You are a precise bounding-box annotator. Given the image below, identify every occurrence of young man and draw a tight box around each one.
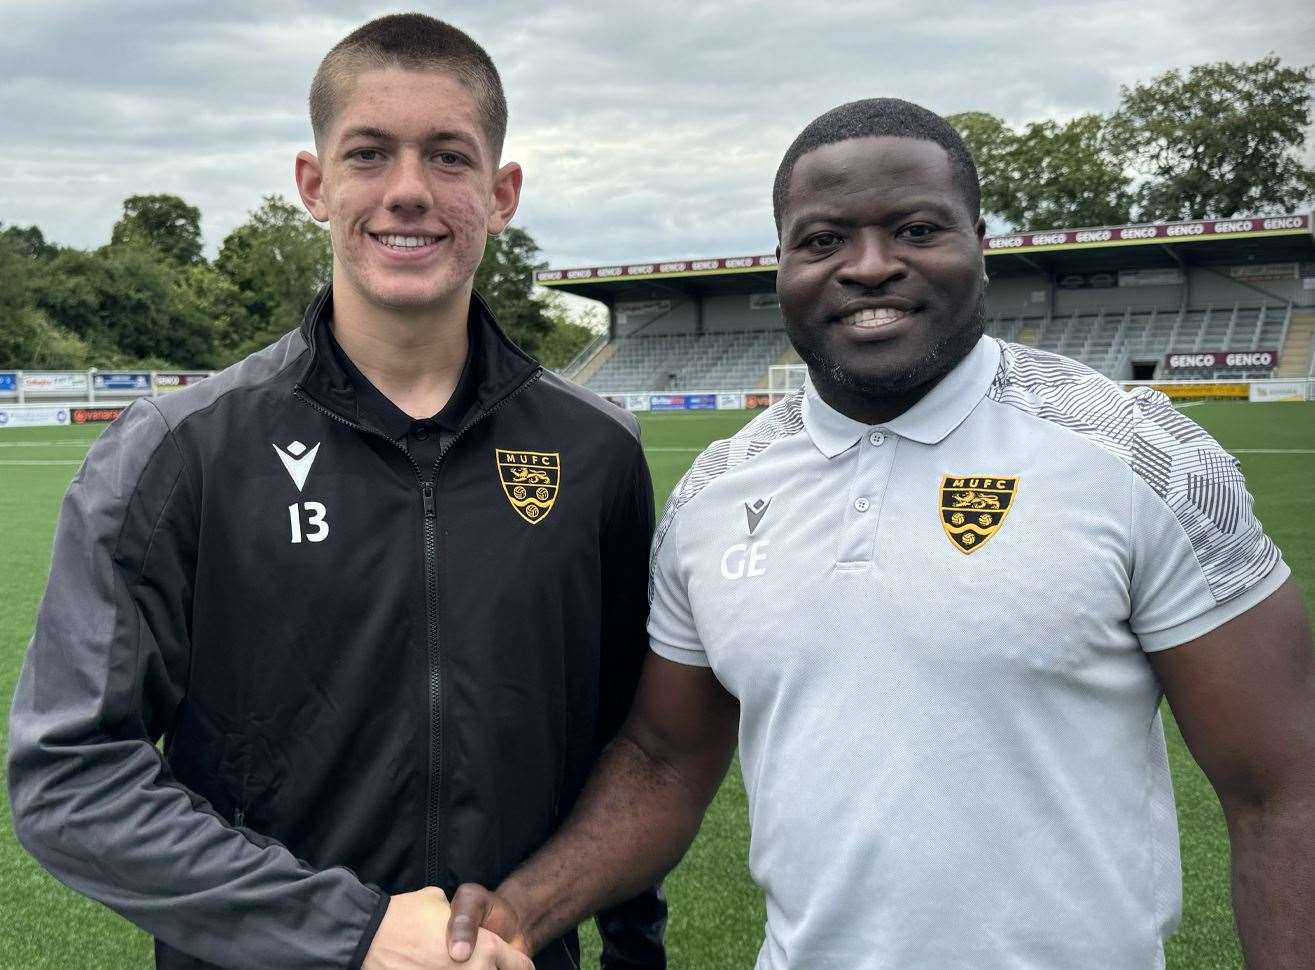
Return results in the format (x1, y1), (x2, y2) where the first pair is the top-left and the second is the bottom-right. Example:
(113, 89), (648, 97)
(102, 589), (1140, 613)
(9, 15), (665, 970)
(447, 100), (1315, 968)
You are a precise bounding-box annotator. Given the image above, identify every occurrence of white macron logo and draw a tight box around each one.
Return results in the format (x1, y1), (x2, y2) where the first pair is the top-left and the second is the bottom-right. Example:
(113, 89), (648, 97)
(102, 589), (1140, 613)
(273, 440), (320, 493)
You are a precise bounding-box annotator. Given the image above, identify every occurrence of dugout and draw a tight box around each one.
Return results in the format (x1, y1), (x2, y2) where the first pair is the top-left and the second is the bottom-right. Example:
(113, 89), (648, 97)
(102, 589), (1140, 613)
(537, 213), (1315, 387)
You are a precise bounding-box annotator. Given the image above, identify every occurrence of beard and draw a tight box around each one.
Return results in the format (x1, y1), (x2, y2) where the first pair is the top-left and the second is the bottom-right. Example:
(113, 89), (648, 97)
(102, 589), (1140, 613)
(797, 291), (986, 401)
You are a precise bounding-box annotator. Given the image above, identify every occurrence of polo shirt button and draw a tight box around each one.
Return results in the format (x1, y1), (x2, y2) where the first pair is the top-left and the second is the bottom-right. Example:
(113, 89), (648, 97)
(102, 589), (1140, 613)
(854, 497), (871, 513)
(868, 430), (886, 447)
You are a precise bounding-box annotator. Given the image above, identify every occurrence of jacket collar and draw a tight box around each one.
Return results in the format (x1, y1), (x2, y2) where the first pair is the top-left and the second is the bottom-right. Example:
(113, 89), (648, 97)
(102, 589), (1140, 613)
(296, 284), (541, 434)
(803, 335), (1001, 458)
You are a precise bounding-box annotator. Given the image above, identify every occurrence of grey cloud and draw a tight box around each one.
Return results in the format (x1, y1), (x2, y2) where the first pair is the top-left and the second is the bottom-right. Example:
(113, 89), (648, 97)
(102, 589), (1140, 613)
(2, 0), (1311, 268)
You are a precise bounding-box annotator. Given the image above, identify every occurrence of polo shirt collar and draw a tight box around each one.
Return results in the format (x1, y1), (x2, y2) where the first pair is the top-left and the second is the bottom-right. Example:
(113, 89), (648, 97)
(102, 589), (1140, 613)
(803, 335), (1001, 458)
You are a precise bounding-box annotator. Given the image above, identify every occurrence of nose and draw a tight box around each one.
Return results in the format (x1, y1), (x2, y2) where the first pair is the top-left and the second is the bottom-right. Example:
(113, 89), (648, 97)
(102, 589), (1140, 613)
(382, 150), (433, 214)
(837, 230), (905, 289)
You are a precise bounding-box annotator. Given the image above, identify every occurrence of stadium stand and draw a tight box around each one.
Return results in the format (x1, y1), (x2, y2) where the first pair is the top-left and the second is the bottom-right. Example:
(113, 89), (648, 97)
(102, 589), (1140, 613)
(584, 331), (793, 392)
(539, 213), (1315, 396)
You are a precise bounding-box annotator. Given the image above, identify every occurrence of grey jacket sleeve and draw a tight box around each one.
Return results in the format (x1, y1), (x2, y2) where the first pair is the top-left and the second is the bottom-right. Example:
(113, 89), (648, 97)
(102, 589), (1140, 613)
(7, 401), (388, 969)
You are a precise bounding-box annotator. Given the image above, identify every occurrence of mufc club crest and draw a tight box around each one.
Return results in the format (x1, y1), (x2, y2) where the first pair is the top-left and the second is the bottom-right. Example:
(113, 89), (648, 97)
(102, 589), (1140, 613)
(939, 475), (1019, 554)
(496, 449), (561, 525)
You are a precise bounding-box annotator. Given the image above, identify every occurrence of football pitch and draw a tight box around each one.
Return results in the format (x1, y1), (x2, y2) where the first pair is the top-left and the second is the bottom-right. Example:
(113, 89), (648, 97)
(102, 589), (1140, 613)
(1, 401), (1312, 968)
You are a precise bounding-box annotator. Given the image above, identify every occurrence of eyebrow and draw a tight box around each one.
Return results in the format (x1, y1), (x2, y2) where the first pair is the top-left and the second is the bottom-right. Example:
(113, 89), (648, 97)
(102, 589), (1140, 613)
(788, 198), (962, 232)
(338, 126), (483, 151)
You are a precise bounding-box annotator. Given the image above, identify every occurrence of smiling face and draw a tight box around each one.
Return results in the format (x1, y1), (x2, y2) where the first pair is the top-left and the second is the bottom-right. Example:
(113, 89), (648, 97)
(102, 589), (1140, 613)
(775, 135), (986, 423)
(296, 67), (520, 316)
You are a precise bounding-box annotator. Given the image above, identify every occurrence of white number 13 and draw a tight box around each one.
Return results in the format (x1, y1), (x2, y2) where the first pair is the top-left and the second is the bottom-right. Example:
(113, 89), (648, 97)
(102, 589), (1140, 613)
(288, 501), (330, 543)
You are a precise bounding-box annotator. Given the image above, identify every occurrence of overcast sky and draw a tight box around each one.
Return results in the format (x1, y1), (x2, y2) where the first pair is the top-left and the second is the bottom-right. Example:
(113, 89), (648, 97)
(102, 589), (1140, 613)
(2, 0), (1313, 275)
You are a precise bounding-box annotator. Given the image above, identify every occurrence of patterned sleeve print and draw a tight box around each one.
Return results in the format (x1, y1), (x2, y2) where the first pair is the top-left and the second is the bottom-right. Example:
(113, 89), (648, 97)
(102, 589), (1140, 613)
(990, 341), (1280, 606)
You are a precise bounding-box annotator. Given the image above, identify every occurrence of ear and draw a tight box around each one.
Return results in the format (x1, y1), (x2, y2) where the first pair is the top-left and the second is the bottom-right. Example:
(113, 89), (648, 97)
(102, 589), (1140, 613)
(485, 161), (523, 235)
(295, 151), (330, 223)
(774, 243), (781, 261)
(974, 216), (987, 243)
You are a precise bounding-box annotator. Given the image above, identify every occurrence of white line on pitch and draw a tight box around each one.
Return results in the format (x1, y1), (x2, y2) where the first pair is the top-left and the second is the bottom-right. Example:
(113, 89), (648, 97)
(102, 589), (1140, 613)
(1229, 448), (1315, 454)
(645, 447), (703, 452)
(0, 459), (83, 465)
(0, 440), (93, 447)
(1174, 402), (1204, 409)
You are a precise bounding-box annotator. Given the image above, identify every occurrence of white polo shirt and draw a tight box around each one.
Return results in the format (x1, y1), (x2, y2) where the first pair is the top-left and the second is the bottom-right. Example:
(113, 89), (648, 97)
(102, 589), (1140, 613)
(648, 336), (1287, 970)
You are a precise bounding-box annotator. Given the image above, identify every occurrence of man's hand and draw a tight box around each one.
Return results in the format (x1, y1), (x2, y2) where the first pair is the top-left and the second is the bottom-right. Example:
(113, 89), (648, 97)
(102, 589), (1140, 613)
(446, 883), (530, 962)
(365, 887), (533, 970)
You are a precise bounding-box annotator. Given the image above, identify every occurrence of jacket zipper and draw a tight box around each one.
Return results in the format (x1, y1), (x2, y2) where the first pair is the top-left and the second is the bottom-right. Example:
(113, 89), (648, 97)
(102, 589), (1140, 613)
(293, 369), (542, 887)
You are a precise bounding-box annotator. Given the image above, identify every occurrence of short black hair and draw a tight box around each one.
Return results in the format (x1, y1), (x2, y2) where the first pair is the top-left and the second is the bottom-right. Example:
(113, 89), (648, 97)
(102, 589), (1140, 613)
(311, 13), (507, 160)
(773, 98), (980, 232)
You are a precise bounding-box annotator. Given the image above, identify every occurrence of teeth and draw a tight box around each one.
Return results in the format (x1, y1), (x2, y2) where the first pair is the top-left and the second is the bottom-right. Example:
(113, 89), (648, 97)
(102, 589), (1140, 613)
(375, 234), (437, 248)
(843, 307), (908, 328)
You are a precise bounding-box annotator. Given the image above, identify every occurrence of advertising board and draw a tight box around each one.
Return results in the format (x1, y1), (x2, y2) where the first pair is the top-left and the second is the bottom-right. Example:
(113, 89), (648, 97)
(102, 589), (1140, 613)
(93, 372), (151, 392)
(1126, 382), (1250, 400)
(717, 392), (745, 410)
(649, 395), (687, 412)
(0, 373), (16, 393)
(72, 406), (129, 423)
(155, 373), (210, 392)
(1163, 350), (1278, 373)
(0, 405), (71, 427)
(1248, 381), (1309, 403)
(22, 372), (88, 394)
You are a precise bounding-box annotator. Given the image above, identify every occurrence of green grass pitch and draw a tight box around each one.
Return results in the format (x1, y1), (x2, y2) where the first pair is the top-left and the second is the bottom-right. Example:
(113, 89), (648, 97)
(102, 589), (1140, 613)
(1, 401), (1312, 968)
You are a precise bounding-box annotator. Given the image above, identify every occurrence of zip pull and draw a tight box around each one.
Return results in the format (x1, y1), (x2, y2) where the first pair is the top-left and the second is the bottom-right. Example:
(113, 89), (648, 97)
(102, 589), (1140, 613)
(421, 483), (436, 519)
(234, 808), (245, 828)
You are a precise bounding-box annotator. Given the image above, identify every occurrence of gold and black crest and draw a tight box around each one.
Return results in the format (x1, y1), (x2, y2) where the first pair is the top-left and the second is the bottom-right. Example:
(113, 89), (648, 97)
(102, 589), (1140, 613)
(496, 449), (561, 525)
(939, 475), (1019, 554)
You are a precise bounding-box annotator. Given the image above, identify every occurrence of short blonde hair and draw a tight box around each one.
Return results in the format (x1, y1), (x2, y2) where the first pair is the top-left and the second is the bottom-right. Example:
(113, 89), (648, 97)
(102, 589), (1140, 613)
(310, 13), (507, 159)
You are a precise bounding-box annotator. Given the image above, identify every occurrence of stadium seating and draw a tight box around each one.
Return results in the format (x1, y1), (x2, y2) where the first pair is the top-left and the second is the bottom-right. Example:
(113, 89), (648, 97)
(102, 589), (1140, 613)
(582, 302), (1299, 391)
(585, 330), (793, 392)
(987, 302), (1292, 379)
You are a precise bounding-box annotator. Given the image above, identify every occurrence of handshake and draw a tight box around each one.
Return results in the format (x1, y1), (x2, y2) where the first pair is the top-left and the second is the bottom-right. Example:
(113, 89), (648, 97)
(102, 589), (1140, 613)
(364, 884), (534, 970)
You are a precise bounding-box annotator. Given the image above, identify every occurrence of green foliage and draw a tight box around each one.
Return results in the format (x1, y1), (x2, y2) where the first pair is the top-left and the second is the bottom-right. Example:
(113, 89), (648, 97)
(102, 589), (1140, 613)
(951, 56), (1314, 230)
(110, 194), (205, 267)
(0, 228), (88, 368)
(475, 226), (555, 357)
(1112, 56), (1315, 221)
(31, 246), (217, 368)
(214, 195), (332, 357)
(951, 111), (1134, 230)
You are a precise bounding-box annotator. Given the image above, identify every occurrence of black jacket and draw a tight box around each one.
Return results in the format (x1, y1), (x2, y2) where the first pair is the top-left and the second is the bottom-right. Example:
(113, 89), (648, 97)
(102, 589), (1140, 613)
(8, 288), (662, 969)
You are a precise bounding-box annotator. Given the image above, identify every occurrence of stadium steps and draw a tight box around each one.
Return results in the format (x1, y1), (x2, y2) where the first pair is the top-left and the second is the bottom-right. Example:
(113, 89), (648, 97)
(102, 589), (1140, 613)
(571, 339), (619, 385)
(1276, 311), (1315, 379)
(1014, 324), (1040, 347)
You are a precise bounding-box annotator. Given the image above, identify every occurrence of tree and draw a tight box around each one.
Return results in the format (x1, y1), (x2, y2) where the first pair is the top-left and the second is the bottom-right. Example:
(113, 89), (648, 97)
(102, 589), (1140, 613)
(946, 112), (1016, 223)
(32, 245), (217, 368)
(474, 226), (555, 357)
(215, 196), (332, 358)
(0, 229), (89, 368)
(1112, 56), (1315, 220)
(110, 193), (205, 266)
(998, 115), (1134, 229)
(536, 296), (602, 369)
(0, 222), (58, 260)
(949, 112), (1133, 230)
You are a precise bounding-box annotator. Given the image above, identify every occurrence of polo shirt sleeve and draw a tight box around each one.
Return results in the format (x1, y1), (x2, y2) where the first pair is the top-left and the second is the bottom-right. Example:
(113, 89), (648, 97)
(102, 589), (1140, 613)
(1127, 390), (1289, 652)
(647, 484), (710, 667)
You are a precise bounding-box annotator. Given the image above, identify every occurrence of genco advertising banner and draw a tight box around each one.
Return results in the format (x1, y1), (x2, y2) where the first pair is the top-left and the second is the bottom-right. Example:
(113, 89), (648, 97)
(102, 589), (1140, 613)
(1163, 350), (1278, 373)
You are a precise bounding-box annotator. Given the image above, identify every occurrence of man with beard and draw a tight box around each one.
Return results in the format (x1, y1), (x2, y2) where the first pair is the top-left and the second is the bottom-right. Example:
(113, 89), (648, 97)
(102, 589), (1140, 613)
(444, 99), (1315, 969)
